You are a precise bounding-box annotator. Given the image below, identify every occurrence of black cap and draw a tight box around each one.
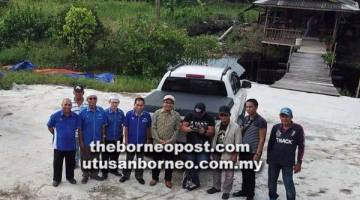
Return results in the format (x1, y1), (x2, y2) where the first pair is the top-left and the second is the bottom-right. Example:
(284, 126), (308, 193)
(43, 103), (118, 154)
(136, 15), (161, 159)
(194, 102), (206, 112)
(73, 85), (84, 92)
(219, 105), (231, 115)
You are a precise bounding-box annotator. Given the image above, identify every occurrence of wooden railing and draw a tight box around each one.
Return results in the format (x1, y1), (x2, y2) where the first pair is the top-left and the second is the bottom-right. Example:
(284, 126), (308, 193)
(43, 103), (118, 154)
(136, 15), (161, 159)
(263, 28), (303, 45)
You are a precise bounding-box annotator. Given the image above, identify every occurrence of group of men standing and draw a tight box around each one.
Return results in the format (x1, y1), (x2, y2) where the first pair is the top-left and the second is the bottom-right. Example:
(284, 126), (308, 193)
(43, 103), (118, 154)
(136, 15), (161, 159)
(47, 85), (152, 186)
(47, 85), (305, 200)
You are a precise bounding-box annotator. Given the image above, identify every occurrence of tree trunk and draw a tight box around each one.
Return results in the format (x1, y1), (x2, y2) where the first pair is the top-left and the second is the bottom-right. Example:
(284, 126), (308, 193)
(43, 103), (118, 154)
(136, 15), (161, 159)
(155, 0), (161, 23)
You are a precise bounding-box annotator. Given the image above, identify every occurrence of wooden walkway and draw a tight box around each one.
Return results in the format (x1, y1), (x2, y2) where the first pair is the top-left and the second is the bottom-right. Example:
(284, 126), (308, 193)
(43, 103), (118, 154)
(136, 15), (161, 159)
(271, 40), (340, 96)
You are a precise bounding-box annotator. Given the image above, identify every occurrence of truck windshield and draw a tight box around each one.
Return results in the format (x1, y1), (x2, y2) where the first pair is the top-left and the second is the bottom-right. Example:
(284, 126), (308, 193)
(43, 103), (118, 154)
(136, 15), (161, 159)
(162, 77), (227, 96)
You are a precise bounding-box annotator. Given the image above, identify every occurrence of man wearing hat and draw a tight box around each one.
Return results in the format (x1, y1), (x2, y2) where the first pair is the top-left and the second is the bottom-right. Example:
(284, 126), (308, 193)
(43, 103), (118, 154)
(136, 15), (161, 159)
(207, 105), (241, 200)
(47, 98), (80, 187)
(71, 85), (87, 168)
(267, 107), (305, 200)
(78, 92), (107, 184)
(150, 95), (181, 188)
(181, 102), (215, 191)
(101, 95), (124, 179)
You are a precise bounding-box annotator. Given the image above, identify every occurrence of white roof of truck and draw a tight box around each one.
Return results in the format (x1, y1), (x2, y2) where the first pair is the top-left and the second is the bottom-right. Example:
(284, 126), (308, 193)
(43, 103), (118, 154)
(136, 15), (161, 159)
(170, 65), (228, 81)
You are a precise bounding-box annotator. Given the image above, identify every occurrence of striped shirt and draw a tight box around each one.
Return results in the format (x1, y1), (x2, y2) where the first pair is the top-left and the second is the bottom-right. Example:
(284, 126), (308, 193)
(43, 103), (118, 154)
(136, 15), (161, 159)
(238, 114), (267, 153)
(71, 99), (88, 115)
(71, 99), (87, 137)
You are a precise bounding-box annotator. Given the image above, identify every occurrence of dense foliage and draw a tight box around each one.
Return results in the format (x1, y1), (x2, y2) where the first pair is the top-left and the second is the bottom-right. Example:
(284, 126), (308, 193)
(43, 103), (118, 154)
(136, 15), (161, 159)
(0, 1), (255, 77)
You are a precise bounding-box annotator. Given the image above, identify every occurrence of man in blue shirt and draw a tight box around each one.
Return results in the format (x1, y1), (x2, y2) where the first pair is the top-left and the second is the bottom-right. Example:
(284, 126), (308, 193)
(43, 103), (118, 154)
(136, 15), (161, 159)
(101, 95), (124, 179)
(79, 93), (107, 184)
(120, 97), (151, 184)
(47, 98), (81, 187)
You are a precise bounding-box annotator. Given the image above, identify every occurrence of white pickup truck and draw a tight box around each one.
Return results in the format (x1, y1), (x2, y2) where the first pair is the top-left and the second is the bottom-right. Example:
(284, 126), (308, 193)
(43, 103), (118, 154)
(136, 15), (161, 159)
(144, 64), (251, 122)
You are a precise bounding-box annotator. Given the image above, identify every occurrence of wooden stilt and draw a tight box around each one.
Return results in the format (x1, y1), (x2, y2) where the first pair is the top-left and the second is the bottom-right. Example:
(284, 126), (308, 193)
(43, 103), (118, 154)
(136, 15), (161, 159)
(356, 78), (360, 98)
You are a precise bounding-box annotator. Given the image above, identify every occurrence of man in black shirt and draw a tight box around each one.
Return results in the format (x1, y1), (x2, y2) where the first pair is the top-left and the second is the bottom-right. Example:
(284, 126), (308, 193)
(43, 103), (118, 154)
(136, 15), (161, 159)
(267, 107), (305, 200)
(181, 103), (215, 191)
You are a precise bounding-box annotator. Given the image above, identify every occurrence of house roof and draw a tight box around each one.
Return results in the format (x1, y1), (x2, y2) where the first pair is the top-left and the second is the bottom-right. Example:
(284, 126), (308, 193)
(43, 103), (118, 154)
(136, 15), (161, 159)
(253, 0), (360, 12)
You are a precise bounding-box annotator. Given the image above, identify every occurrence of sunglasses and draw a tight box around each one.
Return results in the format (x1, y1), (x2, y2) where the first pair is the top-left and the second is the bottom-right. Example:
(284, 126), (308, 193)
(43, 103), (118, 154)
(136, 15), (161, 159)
(219, 113), (230, 117)
(88, 97), (97, 100)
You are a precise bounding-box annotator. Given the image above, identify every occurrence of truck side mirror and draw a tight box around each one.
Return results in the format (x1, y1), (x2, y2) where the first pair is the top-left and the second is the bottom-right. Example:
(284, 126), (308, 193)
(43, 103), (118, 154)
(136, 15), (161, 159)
(241, 80), (251, 89)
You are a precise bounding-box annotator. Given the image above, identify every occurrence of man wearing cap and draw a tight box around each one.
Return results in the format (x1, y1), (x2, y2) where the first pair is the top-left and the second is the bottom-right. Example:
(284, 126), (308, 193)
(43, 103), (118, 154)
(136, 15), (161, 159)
(101, 95), (124, 179)
(78, 93), (107, 184)
(207, 106), (241, 200)
(71, 85), (87, 168)
(120, 97), (152, 184)
(47, 98), (80, 187)
(181, 102), (215, 191)
(150, 95), (181, 188)
(267, 108), (305, 200)
(233, 99), (267, 200)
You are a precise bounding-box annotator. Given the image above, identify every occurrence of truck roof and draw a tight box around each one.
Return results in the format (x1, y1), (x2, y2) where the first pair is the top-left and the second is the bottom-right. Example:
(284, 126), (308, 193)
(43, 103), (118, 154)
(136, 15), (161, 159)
(170, 65), (228, 81)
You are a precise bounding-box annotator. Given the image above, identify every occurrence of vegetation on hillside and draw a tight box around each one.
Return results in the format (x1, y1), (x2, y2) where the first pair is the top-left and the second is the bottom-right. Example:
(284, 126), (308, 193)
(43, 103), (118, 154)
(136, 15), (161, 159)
(0, 0), (258, 77)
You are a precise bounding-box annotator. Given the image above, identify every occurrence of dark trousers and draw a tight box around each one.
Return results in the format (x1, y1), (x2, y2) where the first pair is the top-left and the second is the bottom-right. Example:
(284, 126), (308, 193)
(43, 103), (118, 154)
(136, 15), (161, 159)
(123, 148), (144, 179)
(152, 151), (174, 181)
(101, 140), (120, 175)
(81, 146), (100, 178)
(183, 152), (209, 186)
(53, 149), (75, 182)
(75, 135), (80, 167)
(239, 152), (256, 197)
(268, 163), (296, 200)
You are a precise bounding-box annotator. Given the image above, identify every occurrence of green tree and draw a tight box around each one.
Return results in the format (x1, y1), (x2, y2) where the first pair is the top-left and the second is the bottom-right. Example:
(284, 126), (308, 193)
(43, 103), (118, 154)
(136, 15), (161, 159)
(62, 6), (97, 66)
(114, 17), (219, 77)
(0, 5), (50, 48)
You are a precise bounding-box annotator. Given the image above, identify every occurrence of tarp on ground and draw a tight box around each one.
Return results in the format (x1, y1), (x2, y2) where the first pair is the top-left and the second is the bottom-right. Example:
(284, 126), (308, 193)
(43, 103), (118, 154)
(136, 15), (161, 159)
(34, 68), (83, 75)
(10, 60), (36, 71)
(33, 68), (114, 83)
(0, 72), (4, 79)
(65, 72), (114, 83)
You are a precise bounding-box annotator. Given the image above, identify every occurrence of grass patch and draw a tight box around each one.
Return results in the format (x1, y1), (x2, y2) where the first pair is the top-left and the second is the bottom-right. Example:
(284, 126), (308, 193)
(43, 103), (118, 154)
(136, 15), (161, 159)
(224, 25), (263, 55)
(0, 41), (72, 66)
(206, 2), (258, 23)
(0, 71), (158, 92)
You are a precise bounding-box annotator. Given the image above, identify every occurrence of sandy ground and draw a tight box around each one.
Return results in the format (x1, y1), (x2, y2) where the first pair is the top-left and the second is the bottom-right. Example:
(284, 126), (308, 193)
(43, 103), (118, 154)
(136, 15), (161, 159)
(0, 83), (359, 200)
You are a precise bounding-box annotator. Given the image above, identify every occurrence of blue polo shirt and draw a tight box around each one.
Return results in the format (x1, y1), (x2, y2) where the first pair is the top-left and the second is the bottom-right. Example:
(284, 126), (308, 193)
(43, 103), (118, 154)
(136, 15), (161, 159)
(124, 110), (152, 144)
(79, 106), (107, 147)
(47, 110), (80, 151)
(105, 108), (125, 141)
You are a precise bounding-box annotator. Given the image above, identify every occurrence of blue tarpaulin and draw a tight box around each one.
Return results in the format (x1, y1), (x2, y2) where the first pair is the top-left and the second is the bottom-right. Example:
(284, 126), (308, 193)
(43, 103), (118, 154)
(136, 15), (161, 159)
(65, 72), (114, 83)
(10, 60), (36, 71)
(9, 60), (114, 83)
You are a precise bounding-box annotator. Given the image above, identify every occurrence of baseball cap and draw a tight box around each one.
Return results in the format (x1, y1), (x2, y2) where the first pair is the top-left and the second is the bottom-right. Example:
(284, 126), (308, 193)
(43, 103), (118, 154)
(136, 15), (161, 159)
(194, 103), (206, 113)
(163, 95), (175, 102)
(219, 105), (231, 115)
(73, 85), (84, 92)
(280, 107), (293, 118)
